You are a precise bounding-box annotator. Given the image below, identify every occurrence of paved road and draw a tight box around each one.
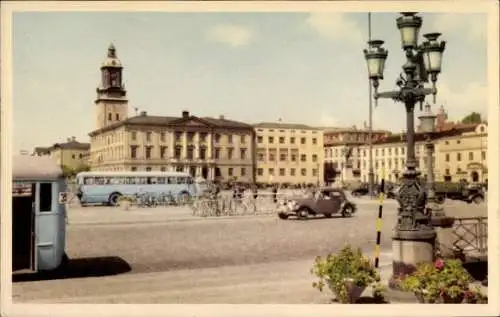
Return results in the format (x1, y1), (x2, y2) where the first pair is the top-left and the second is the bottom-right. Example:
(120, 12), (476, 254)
(12, 198), (486, 304)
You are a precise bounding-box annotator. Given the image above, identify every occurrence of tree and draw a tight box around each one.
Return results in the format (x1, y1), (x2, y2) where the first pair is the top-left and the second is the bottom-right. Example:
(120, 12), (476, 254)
(461, 112), (483, 124)
(61, 164), (75, 177)
(74, 164), (91, 174)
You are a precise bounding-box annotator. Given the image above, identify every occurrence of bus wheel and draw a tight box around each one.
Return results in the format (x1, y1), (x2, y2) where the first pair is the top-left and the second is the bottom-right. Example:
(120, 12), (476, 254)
(108, 193), (122, 206)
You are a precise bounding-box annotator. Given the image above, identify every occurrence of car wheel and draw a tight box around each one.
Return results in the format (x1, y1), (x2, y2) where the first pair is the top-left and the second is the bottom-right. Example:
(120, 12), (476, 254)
(108, 193), (121, 206)
(296, 208), (308, 220)
(472, 195), (484, 204)
(341, 206), (354, 217)
(324, 213), (332, 218)
(352, 192), (359, 197)
(435, 195), (445, 204)
(278, 212), (289, 220)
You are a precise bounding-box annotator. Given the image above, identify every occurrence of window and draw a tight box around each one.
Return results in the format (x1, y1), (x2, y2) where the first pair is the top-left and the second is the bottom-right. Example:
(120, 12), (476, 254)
(130, 146), (138, 159)
(108, 113), (112, 121)
(457, 153), (462, 161)
(381, 149), (385, 156)
(72, 154), (76, 159)
(131, 167), (137, 171)
(257, 136), (263, 143)
(160, 146), (167, 159)
(240, 148), (247, 160)
(145, 167), (152, 172)
(456, 140), (461, 144)
(200, 133), (207, 143)
(146, 132), (152, 142)
(215, 148), (220, 159)
(468, 152), (474, 161)
(115, 113), (120, 121)
(268, 136), (274, 144)
(240, 135), (245, 143)
(228, 135), (233, 144)
(312, 154), (318, 162)
(227, 148), (233, 160)
(481, 151), (486, 160)
(290, 168), (296, 176)
(131, 131), (137, 141)
(160, 132), (166, 142)
(445, 141), (449, 145)
(300, 137), (306, 145)
(257, 168), (264, 176)
(300, 154), (307, 162)
(312, 169), (318, 177)
(269, 153), (275, 161)
(175, 132), (182, 141)
(280, 154), (287, 161)
(174, 146), (182, 159)
(269, 168), (275, 176)
(445, 154), (450, 162)
(279, 137), (285, 144)
(187, 146), (194, 159)
(160, 167), (166, 172)
(145, 147), (152, 159)
(290, 137), (295, 144)
(200, 147), (206, 160)
(79, 153), (83, 159)
(258, 153), (265, 161)
(388, 148), (392, 155)
(228, 168), (233, 176)
(279, 168), (286, 176)
(457, 167), (462, 173)
(301, 168), (307, 176)
(187, 132), (194, 142)
(312, 138), (317, 145)
(395, 148), (398, 155)
(241, 168), (246, 176)
(291, 154), (297, 162)
(215, 134), (221, 143)
(39, 183), (52, 212)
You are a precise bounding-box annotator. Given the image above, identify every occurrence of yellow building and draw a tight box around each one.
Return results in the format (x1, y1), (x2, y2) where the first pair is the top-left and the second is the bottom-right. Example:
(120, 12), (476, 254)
(253, 122), (323, 185)
(33, 137), (90, 171)
(436, 123), (487, 183)
(88, 44), (255, 183)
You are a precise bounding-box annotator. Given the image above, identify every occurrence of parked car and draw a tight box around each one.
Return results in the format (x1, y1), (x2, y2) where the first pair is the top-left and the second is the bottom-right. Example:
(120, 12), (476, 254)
(351, 184), (369, 197)
(434, 182), (485, 204)
(277, 188), (357, 220)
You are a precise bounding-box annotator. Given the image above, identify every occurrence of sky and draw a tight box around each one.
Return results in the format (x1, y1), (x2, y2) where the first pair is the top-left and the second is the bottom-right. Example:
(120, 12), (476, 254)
(12, 11), (488, 153)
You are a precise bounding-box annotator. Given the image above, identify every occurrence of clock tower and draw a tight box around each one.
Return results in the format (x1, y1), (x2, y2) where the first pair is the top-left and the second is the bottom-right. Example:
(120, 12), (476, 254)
(95, 43), (128, 129)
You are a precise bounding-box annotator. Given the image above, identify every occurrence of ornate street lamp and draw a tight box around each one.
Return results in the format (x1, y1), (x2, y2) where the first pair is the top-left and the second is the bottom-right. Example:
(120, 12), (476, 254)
(363, 12), (446, 281)
(418, 104), (454, 228)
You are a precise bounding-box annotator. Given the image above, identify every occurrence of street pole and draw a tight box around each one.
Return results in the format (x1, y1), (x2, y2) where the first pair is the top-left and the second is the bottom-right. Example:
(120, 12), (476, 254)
(363, 12), (447, 282)
(368, 12), (375, 198)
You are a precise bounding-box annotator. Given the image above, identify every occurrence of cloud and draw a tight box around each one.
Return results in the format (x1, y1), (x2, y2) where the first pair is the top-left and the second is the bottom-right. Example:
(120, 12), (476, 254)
(305, 13), (363, 43)
(319, 113), (341, 127)
(206, 24), (253, 48)
(428, 13), (486, 42)
(432, 80), (488, 121)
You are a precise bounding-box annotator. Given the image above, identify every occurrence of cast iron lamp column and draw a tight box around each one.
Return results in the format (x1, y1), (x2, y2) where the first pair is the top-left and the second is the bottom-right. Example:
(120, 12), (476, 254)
(363, 12), (446, 281)
(418, 104), (455, 228)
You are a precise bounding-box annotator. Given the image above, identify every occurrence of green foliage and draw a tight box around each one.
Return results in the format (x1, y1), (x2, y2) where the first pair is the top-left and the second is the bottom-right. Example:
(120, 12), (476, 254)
(399, 258), (487, 303)
(310, 244), (383, 303)
(74, 164), (91, 173)
(61, 164), (74, 177)
(461, 112), (483, 124)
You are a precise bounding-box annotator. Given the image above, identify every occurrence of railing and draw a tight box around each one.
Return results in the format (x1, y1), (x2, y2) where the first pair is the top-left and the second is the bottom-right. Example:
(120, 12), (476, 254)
(446, 217), (488, 260)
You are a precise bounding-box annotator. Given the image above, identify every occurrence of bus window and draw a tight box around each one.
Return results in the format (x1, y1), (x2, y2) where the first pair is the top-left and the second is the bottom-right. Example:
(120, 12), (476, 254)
(157, 177), (166, 184)
(39, 183), (53, 212)
(187, 177), (194, 185)
(95, 177), (106, 185)
(84, 177), (95, 185)
(167, 177), (177, 184)
(149, 177), (159, 184)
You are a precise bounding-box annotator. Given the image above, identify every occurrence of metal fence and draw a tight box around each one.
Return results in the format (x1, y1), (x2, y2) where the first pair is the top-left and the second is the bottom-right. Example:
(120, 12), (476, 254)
(437, 216), (488, 261)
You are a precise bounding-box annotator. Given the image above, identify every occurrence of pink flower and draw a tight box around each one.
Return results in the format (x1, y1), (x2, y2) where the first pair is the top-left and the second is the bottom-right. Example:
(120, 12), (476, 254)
(434, 258), (445, 270)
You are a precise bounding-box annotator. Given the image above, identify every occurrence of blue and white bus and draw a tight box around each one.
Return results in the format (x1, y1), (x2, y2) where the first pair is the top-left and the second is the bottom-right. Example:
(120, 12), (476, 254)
(75, 171), (204, 206)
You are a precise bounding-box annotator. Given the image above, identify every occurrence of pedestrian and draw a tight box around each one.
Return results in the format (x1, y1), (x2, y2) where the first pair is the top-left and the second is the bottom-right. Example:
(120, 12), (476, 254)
(252, 185), (258, 200)
(272, 185), (278, 204)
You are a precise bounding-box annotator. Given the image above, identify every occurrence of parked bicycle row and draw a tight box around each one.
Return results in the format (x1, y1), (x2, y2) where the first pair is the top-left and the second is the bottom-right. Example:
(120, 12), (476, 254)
(190, 196), (278, 217)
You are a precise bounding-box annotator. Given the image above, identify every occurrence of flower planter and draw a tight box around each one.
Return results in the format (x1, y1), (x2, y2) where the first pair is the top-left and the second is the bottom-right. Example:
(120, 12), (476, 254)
(343, 279), (366, 303)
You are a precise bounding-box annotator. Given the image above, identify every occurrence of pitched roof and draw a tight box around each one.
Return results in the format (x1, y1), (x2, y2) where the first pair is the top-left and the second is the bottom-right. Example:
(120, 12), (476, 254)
(49, 140), (90, 151)
(252, 122), (321, 130)
(372, 124), (478, 145)
(89, 113), (254, 136)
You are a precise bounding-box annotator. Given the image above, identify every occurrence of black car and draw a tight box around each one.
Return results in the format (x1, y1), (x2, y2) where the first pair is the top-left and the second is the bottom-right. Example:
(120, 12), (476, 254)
(351, 185), (369, 197)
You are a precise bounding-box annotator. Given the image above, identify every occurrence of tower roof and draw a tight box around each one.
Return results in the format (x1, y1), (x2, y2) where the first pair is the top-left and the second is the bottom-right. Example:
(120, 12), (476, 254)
(101, 43), (122, 68)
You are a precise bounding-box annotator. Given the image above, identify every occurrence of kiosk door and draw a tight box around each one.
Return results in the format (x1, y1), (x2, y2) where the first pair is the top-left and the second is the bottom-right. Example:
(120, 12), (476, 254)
(12, 183), (36, 272)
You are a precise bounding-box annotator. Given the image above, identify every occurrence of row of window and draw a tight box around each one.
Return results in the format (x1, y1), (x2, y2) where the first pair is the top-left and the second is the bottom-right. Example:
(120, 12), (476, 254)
(257, 168), (318, 177)
(257, 136), (318, 145)
(130, 131), (248, 144)
(82, 176), (193, 185)
(256, 128), (317, 134)
(257, 153), (318, 163)
(129, 146), (248, 160)
(445, 151), (486, 162)
(325, 146), (407, 158)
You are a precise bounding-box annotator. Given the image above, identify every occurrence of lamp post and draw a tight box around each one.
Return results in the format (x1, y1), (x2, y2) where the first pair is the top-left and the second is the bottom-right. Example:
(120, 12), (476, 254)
(363, 12), (446, 280)
(419, 104), (454, 228)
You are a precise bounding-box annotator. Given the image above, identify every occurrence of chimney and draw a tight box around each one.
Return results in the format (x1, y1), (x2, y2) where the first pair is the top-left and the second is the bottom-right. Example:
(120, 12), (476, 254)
(182, 110), (189, 118)
(140, 111), (147, 116)
(219, 115), (225, 120)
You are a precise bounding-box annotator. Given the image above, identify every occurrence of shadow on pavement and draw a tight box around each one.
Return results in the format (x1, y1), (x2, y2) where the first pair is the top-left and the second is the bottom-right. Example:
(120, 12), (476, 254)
(12, 256), (131, 282)
(463, 260), (488, 281)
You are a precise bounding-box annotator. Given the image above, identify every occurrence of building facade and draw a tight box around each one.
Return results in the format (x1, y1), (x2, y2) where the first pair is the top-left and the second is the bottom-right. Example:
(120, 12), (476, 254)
(33, 137), (90, 171)
(323, 125), (390, 183)
(435, 123), (488, 183)
(88, 44), (255, 182)
(253, 122), (324, 185)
